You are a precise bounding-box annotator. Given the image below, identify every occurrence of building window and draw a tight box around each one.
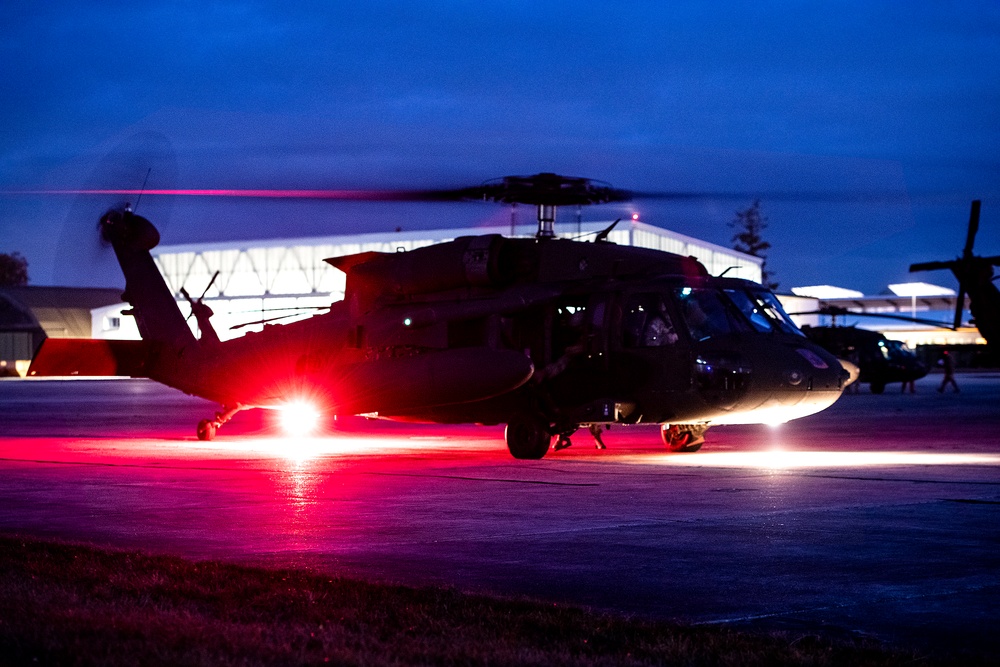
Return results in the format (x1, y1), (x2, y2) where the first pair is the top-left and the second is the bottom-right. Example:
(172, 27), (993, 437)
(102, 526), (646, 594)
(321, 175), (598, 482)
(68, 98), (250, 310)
(103, 316), (121, 331)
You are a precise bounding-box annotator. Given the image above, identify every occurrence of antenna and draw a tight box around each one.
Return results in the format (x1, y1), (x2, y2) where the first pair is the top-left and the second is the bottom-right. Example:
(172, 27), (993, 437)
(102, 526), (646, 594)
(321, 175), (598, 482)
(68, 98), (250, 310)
(594, 218), (621, 243)
(133, 168), (152, 212)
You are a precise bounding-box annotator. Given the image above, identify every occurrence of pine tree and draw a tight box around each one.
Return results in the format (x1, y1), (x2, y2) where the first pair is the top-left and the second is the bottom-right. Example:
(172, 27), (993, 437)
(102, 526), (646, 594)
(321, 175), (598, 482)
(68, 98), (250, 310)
(729, 200), (778, 290)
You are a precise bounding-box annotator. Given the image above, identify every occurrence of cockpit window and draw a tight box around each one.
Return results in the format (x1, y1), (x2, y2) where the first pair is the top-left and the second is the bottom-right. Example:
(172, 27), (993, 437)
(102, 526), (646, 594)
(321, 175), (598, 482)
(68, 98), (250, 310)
(883, 339), (913, 361)
(674, 287), (749, 341)
(623, 294), (680, 347)
(750, 289), (805, 336)
(723, 288), (804, 336)
(724, 289), (773, 332)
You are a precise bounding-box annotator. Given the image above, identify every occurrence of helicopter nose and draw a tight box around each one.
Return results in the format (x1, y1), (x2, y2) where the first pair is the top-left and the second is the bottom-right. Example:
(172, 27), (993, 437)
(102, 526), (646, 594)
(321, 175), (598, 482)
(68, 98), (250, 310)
(837, 358), (861, 386)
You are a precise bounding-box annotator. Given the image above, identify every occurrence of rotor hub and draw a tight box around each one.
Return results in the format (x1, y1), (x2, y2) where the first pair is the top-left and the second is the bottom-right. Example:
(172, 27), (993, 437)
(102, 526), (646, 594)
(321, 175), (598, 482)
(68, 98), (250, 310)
(474, 173), (630, 238)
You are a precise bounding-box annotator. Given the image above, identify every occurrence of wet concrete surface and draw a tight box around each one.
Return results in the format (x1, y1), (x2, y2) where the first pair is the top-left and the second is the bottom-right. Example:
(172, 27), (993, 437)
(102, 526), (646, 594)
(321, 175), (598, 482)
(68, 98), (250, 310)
(1, 373), (999, 656)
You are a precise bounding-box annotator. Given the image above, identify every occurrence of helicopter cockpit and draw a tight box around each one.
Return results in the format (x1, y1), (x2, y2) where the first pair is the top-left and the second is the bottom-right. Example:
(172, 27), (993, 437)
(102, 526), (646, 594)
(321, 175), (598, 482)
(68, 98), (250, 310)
(723, 287), (804, 336)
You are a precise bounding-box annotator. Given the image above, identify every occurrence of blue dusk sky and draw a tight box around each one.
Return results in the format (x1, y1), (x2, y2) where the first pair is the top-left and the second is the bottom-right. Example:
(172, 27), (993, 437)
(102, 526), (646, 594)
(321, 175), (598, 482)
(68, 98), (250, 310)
(2, 0), (999, 293)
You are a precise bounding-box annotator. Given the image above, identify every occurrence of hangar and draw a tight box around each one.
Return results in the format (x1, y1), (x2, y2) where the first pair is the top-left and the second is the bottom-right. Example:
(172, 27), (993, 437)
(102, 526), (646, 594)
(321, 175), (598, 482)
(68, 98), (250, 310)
(0, 286), (123, 376)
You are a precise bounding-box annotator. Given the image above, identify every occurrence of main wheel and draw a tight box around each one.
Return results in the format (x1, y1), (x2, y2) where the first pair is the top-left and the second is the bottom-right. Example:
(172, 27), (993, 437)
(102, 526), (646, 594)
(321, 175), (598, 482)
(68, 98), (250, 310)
(505, 414), (552, 460)
(660, 424), (704, 453)
(197, 419), (217, 441)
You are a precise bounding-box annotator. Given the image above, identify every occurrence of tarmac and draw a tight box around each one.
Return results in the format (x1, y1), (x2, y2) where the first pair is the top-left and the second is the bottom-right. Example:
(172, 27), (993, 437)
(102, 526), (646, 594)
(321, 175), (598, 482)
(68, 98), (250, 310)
(1, 372), (999, 656)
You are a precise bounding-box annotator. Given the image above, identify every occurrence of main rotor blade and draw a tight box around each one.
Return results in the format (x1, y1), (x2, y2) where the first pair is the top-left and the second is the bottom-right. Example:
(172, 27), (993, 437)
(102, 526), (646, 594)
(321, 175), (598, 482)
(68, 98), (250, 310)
(629, 189), (911, 203)
(962, 200), (982, 258)
(953, 286), (967, 330)
(17, 186), (912, 205)
(790, 309), (956, 330)
(909, 260), (958, 273)
(16, 187), (480, 202)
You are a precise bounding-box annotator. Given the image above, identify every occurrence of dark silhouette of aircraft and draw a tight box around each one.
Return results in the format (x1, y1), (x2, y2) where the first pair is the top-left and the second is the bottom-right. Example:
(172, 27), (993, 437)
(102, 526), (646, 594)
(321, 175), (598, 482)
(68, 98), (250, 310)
(29, 173), (853, 458)
(799, 324), (926, 394)
(910, 200), (1000, 348)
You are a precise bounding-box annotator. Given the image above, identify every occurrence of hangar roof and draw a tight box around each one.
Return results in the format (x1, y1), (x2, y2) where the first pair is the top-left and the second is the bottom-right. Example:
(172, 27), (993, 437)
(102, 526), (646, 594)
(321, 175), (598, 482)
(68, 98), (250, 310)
(0, 287), (123, 338)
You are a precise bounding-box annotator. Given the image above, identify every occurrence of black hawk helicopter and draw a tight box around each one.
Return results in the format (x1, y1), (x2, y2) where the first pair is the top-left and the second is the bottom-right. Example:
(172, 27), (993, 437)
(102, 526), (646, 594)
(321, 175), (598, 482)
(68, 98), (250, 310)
(29, 173), (852, 458)
(910, 200), (1000, 348)
(798, 319), (928, 394)
(791, 200), (998, 391)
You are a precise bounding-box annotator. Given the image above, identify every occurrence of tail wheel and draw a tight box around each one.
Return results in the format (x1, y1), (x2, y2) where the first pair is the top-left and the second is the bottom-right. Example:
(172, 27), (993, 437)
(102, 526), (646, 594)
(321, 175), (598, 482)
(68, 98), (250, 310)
(197, 419), (217, 441)
(660, 424), (705, 453)
(505, 413), (552, 460)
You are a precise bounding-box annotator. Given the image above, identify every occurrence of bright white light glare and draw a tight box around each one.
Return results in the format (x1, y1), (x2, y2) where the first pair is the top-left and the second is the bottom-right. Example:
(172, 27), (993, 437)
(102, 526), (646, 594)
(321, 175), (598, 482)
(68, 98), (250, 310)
(278, 401), (321, 437)
(790, 285), (865, 299)
(631, 213), (640, 220)
(661, 450), (1000, 469)
(887, 282), (957, 297)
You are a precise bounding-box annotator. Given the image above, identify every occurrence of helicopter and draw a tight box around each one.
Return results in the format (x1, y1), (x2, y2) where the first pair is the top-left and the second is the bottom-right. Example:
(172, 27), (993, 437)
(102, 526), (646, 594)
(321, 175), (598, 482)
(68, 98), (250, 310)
(790, 200), (998, 390)
(910, 200), (1000, 348)
(798, 321), (926, 394)
(788, 305), (950, 394)
(28, 173), (853, 458)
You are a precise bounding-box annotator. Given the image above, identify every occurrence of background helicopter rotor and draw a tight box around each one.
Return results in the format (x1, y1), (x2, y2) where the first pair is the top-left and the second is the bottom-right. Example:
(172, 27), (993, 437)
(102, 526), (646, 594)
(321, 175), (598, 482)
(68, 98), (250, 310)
(910, 200), (1000, 333)
(789, 305), (956, 330)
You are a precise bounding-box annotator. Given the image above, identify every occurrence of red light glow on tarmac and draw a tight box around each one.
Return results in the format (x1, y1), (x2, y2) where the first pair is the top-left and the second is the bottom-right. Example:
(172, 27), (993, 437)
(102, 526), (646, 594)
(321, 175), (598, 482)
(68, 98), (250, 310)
(183, 433), (475, 462)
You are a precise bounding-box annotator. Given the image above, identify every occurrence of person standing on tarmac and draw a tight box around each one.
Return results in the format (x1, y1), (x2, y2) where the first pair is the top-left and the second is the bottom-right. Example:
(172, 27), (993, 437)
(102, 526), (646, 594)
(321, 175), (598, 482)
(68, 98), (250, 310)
(938, 350), (960, 393)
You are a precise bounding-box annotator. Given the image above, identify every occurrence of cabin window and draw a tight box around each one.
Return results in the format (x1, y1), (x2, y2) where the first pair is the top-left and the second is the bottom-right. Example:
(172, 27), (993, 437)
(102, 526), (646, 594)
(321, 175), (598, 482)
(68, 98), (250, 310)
(622, 294), (679, 347)
(674, 287), (748, 341)
(552, 301), (590, 357)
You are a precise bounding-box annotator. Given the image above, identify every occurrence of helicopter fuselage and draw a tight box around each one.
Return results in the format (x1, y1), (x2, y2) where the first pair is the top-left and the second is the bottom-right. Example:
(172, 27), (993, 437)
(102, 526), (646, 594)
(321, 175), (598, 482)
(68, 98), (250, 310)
(143, 235), (849, 432)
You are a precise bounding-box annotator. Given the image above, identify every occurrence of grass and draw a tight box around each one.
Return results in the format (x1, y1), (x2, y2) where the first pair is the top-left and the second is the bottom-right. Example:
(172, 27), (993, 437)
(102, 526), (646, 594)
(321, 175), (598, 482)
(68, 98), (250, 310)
(0, 533), (985, 666)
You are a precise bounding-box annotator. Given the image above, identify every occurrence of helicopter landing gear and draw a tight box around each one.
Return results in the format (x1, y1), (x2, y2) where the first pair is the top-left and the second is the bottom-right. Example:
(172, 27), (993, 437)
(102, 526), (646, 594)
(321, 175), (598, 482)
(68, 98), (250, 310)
(505, 413), (553, 460)
(660, 423), (707, 453)
(588, 424), (607, 449)
(195, 404), (243, 441)
(196, 419), (216, 441)
(553, 428), (577, 452)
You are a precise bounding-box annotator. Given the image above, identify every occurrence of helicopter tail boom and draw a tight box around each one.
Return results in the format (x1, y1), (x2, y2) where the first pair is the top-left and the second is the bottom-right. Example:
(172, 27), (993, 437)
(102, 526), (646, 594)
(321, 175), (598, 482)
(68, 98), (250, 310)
(99, 208), (196, 349)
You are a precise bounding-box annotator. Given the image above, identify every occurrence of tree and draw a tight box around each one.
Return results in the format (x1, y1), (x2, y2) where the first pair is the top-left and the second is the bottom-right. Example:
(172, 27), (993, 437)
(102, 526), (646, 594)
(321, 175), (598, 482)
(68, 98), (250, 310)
(0, 252), (29, 286)
(729, 200), (778, 290)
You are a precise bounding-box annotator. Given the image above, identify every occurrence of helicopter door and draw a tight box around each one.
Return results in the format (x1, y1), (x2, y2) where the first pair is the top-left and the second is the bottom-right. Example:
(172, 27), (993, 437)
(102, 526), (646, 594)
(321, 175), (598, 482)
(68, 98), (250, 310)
(616, 292), (690, 395)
